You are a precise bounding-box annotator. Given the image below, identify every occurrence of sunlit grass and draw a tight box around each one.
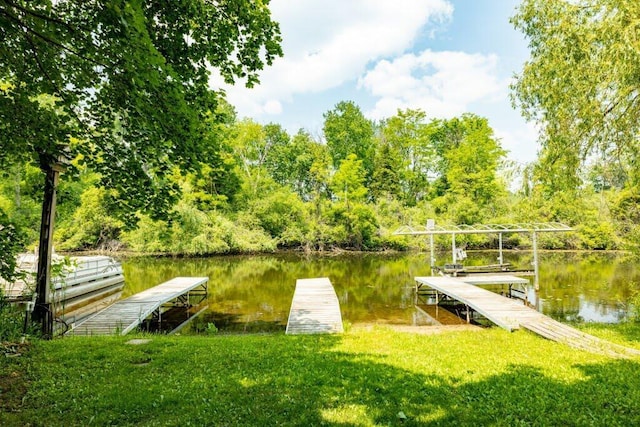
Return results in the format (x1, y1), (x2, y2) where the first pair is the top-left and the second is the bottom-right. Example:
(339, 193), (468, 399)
(1, 324), (639, 426)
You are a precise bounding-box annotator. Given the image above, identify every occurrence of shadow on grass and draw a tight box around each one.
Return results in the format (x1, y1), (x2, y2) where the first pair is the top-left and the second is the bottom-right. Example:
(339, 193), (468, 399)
(2, 334), (640, 426)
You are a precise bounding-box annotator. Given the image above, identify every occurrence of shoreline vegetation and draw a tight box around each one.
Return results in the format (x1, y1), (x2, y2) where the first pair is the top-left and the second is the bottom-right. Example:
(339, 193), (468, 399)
(1, 324), (640, 426)
(55, 247), (639, 263)
(4, 107), (638, 270)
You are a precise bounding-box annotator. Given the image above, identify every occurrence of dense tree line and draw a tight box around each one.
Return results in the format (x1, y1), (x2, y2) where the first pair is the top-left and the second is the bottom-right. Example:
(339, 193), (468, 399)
(1, 98), (632, 257)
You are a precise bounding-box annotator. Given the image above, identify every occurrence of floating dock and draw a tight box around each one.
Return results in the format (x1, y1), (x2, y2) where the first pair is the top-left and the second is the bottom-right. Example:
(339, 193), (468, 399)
(69, 277), (208, 336)
(415, 276), (640, 358)
(286, 277), (343, 335)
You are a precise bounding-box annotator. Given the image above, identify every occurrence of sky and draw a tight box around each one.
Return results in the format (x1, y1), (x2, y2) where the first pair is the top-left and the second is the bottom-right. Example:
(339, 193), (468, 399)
(210, 0), (538, 164)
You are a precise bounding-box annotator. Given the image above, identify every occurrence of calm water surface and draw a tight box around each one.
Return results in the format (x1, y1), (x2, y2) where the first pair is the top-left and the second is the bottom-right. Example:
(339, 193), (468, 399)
(120, 251), (640, 333)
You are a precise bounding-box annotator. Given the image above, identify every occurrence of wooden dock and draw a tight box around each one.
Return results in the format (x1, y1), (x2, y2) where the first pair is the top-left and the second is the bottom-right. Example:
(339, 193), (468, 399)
(415, 276), (640, 358)
(69, 277), (208, 336)
(286, 277), (343, 335)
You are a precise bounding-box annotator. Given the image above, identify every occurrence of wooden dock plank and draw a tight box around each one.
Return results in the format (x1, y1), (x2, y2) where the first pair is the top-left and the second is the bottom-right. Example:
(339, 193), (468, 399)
(69, 277), (208, 336)
(286, 278), (343, 335)
(415, 276), (640, 358)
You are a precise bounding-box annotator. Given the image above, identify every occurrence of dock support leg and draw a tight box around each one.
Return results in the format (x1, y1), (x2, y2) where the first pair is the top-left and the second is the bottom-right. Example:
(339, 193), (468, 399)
(465, 305), (470, 323)
(532, 231), (539, 290)
(498, 233), (504, 265)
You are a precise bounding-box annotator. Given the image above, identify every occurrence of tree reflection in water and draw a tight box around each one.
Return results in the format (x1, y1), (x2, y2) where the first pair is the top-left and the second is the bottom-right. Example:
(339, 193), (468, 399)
(121, 251), (640, 333)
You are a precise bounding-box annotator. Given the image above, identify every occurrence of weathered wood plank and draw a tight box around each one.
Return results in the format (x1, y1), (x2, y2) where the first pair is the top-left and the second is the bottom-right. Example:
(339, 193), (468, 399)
(286, 278), (343, 335)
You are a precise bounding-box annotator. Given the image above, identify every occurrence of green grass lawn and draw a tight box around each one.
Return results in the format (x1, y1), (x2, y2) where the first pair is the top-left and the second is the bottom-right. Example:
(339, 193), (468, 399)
(2, 324), (640, 426)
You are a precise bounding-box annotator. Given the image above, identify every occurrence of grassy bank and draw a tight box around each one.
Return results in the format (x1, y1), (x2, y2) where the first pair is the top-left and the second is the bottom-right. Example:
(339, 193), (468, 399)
(2, 325), (640, 426)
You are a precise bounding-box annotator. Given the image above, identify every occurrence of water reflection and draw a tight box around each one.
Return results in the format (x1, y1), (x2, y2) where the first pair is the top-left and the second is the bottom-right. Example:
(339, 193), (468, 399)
(120, 252), (640, 333)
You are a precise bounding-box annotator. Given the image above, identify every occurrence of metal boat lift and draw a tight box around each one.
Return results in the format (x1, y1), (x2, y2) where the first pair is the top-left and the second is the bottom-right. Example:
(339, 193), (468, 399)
(394, 221), (573, 289)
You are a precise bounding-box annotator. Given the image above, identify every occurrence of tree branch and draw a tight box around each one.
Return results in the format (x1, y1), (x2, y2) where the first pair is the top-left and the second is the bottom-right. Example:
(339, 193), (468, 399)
(0, 4), (107, 68)
(0, 0), (91, 33)
(24, 31), (92, 141)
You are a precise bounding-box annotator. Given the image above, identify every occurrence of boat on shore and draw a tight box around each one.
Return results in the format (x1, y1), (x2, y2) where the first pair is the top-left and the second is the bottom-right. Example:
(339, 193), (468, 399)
(1, 254), (125, 333)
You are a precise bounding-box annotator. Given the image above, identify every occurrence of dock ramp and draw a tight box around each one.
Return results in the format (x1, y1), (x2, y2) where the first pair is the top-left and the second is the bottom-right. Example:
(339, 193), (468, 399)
(415, 276), (640, 358)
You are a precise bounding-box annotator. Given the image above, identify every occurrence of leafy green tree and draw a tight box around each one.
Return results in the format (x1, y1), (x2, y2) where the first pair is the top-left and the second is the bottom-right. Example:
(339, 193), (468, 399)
(511, 0), (640, 178)
(0, 0), (282, 279)
(279, 131), (331, 202)
(430, 115), (506, 223)
(122, 201), (276, 255)
(326, 154), (378, 249)
(378, 109), (435, 204)
(330, 154), (368, 205)
(245, 186), (309, 247)
(55, 186), (123, 250)
(323, 101), (375, 182)
(262, 123), (291, 170)
(181, 104), (241, 212)
(370, 142), (402, 201)
(0, 210), (24, 282)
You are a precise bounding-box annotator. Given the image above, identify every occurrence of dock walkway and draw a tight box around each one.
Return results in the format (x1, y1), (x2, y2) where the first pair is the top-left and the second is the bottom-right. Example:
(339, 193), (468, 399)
(415, 276), (640, 358)
(69, 277), (208, 336)
(286, 278), (343, 335)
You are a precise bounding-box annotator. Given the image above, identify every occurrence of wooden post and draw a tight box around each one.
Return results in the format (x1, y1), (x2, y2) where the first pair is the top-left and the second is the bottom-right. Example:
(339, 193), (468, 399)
(498, 233), (504, 265)
(33, 162), (63, 338)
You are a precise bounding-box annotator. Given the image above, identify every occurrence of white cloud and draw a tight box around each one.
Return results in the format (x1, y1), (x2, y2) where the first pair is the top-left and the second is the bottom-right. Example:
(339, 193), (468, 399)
(210, 0), (454, 118)
(494, 121), (540, 164)
(263, 100), (283, 115)
(359, 49), (506, 120)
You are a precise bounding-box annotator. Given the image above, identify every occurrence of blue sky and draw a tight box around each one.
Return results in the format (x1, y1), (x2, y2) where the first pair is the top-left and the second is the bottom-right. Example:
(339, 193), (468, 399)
(211, 0), (538, 164)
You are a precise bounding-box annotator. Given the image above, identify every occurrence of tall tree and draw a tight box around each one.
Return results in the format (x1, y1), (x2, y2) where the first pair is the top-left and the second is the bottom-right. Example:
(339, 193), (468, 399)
(266, 129), (330, 201)
(327, 154), (377, 249)
(378, 109), (435, 205)
(323, 101), (375, 183)
(330, 154), (368, 206)
(0, 0), (282, 334)
(370, 142), (402, 201)
(430, 115), (506, 223)
(511, 0), (640, 177)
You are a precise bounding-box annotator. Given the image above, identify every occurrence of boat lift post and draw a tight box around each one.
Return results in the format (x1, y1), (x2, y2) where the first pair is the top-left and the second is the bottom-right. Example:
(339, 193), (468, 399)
(427, 219), (436, 274)
(451, 233), (457, 264)
(532, 231), (539, 290)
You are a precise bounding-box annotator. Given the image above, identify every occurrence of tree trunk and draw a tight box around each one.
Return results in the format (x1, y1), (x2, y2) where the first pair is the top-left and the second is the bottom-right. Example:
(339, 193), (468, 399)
(33, 164), (61, 339)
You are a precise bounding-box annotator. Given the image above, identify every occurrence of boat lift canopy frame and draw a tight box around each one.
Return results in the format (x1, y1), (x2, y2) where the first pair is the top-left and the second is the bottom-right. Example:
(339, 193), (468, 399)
(393, 221), (573, 289)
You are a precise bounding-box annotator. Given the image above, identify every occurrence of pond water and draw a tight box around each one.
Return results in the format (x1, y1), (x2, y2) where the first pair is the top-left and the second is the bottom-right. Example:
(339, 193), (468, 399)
(120, 251), (640, 333)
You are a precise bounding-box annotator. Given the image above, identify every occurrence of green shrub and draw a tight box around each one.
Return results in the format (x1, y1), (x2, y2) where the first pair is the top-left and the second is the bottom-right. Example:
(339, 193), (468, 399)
(122, 202), (276, 255)
(55, 187), (123, 250)
(577, 221), (619, 250)
(0, 293), (37, 342)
